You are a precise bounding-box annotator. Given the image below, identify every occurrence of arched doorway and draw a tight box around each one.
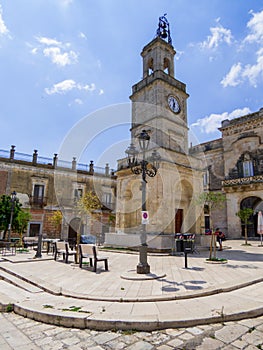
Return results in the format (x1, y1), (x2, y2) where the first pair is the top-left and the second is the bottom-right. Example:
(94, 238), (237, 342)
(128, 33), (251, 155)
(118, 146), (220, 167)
(68, 218), (83, 248)
(240, 197), (262, 237)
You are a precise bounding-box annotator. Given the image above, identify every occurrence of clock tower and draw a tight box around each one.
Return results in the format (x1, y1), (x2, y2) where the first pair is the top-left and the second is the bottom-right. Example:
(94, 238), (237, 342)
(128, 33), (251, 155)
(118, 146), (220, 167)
(113, 16), (204, 249)
(130, 16), (189, 155)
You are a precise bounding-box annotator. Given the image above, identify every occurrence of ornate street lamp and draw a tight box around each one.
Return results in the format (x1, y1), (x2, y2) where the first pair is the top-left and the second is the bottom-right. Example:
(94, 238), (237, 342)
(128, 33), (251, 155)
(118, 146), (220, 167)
(7, 191), (17, 242)
(125, 130), (161, 274)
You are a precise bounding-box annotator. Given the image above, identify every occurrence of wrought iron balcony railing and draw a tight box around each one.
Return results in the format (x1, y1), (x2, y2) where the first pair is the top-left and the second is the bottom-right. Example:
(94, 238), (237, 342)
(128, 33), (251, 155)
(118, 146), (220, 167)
(222, 174), (263, 187)
(29, 196), (48, 208)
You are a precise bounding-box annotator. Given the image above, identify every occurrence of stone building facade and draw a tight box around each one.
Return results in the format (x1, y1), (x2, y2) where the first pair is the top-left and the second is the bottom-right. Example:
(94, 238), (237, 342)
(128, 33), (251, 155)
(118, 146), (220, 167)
(0, 147), (116, 243)
(191, 107), (263, 238)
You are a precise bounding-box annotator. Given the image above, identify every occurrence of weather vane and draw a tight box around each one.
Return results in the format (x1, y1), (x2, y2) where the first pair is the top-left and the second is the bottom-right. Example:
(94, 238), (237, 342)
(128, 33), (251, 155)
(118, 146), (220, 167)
(156, 14), (172, 44)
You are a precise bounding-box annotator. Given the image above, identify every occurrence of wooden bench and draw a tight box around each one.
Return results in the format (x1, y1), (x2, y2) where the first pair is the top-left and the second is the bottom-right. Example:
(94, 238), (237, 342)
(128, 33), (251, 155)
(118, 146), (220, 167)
(22, 236), (38, 249)
(79, 244), (108, 272)
(54, 242), (77, 263)
(79, 244), (93, 268)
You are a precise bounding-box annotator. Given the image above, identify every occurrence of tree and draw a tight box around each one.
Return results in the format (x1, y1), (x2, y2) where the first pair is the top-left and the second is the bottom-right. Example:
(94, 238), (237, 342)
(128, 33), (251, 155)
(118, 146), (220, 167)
(75, 191), (102, 261)
(196, 191), (226, 260)
(13, 210), (31, 247)
(236, 208), (254, 245)
(77, 191), (102, 214)
(0, 194), (22, 240)
(48, 210), (63, 236)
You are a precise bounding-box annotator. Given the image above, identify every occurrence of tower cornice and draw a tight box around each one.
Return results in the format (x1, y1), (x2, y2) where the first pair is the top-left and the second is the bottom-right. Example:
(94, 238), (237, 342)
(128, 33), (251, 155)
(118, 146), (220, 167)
(130, 70), (187, 98)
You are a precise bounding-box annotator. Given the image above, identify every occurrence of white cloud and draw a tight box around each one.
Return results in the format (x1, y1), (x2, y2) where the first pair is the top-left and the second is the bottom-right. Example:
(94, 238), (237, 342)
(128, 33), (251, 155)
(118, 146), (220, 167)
(74, 98), (83, 105)
(201, 20), (233, 49)
(191, 107), (251, 134)
(31, 47), (38, 55)
(242, 48), (263, 87)
(0, 4), (9, 36)
(36, 36), (62, 46)
(79, 32), (87, 40)
(32, 36), (78, 67)
(43, 47), (78, 66)
(45, 79), (96, 95)
(59, 0), (73, 6)
(99, 89), (104, 95)
(221, 48), (263, 88)
(244, 10), (263, 44)
(221, 62), (242, 87)
(221, 10), (263, 88)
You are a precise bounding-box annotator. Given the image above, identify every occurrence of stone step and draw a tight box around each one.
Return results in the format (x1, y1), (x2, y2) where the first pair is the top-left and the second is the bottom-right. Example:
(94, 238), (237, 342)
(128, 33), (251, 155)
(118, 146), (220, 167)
(0, 269), (43, 293)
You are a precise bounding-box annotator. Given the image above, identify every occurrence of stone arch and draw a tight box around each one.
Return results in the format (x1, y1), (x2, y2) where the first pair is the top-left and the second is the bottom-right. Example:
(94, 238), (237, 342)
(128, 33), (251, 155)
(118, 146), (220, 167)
(163, 57), (171, 74)
(68, 217), (84, 248)
(175, 179), (194, 233)
(240, 196), (262, 237)
(147, 57), (154, 75)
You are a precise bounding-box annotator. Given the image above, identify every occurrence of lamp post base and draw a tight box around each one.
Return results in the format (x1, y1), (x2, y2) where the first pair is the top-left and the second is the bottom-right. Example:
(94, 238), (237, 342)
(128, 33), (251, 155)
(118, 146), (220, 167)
(137, 244), (150, 274)
(137, 263), (150, 274)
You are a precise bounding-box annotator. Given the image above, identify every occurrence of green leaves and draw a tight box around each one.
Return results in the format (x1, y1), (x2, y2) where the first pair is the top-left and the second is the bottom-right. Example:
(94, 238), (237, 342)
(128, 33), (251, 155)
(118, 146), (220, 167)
(77, 191), (102, 214)
(236, 208), (254, 224)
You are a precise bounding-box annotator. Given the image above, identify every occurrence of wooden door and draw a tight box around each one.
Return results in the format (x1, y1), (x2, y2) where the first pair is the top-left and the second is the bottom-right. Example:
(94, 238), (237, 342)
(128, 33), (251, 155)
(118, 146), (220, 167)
(175, 209), (183, 233)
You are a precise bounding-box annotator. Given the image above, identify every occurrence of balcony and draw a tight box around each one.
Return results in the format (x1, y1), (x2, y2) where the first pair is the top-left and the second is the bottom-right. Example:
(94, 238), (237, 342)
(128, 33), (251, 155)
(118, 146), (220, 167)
(29, 196), (47, 208)
(222, 174), (263, 188)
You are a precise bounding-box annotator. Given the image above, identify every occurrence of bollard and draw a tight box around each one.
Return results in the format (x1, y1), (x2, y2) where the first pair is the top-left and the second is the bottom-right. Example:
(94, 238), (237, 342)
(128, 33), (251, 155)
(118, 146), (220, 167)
(184, 248), (191, 268)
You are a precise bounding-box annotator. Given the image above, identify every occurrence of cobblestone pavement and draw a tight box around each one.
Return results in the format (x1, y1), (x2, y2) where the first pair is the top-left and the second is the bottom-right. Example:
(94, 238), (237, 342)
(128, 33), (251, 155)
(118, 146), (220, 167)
(0, 312), (262, 350)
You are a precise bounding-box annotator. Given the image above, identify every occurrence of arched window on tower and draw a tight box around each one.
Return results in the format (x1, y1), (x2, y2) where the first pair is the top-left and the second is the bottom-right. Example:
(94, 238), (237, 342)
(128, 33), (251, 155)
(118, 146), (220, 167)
(163, 57), (170, 74)
(147, 58), (154, 76)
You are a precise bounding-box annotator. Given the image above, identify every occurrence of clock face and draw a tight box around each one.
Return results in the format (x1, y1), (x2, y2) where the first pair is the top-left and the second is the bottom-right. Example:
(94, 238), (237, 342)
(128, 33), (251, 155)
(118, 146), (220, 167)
(168, 95), (180, 114)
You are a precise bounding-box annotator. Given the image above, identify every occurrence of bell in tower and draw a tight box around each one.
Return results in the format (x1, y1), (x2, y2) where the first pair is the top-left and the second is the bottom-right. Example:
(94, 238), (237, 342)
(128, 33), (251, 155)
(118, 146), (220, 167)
(141, 14), (175, 78)
(156, 14), (172, 44)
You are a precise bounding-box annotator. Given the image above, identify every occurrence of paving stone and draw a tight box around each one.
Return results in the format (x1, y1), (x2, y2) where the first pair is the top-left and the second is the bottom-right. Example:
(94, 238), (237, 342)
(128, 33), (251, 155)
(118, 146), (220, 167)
(242, 330), (263, 346)
(106, 339), (129, 349)
(0, 339), (13, 350)
(258, 323), (263, 331)
(165, 328), (184, 337)
(232, 338), (250, 349)
(145, 332), (171, 345)
(54, 330), (77, 340)
(195, 337), (225, 350)
(118, 333), (141, 345)
(38, 340), (64, 350)
(91, 331), (121, 345)
(215, 324), (248, 344)
(244, 346), (262, 350)
(13, 345), (40, 350)
(34, 336), (54, 346)
(125, 340), (154, 350)
(166, 337), (184, 348)
(2, 329), (34, 349)
(178, 331), (195, 340)
(238, 318), (263, 328)
(61, 335), (81, 346)
(156, 345), (174, 350)
(186, 326), (204, 335)
(43, 327), (65, 336)
(27, 331), (47, 341)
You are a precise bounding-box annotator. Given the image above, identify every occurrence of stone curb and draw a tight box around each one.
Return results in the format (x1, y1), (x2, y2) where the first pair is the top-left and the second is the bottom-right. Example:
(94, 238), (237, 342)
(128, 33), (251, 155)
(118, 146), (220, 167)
(12, 302), (263, 331)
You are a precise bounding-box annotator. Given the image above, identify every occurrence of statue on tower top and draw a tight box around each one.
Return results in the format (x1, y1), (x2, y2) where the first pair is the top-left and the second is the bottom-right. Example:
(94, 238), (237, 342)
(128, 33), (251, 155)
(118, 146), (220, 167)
(156, 14), (172, 44)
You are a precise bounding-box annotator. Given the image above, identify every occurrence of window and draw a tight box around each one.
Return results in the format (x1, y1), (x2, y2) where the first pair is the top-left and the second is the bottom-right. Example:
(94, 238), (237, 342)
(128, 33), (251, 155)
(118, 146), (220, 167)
(203, 170), (209, 187)
(74, 188), (83, 200)
(103, 193), (112, 205)
(29, 223), (41, 237)
(243, 161), (254, 177)
(33, 184), (44, 205)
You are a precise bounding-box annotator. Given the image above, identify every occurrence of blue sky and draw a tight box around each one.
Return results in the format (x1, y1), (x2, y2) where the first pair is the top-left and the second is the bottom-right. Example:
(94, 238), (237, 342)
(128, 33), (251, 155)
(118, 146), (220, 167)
(0, 0), (263, 169)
